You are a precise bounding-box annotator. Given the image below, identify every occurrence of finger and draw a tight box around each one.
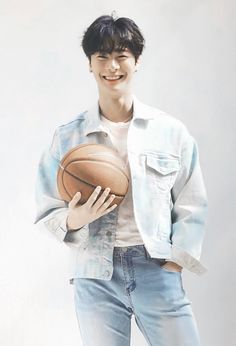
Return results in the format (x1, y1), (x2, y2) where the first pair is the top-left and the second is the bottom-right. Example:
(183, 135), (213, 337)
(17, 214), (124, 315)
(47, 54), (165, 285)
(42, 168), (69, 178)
(97, 194), (116, 213)
(86, 186), (102, 208)
(100, 202), (118, 216)
(69, 191), (81, 209)
(93, 187), (111, 210)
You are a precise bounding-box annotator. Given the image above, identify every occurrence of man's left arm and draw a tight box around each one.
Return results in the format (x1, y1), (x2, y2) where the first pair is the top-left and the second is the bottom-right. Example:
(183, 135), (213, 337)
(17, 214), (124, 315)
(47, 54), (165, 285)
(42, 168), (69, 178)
(167, 132), (208, 275)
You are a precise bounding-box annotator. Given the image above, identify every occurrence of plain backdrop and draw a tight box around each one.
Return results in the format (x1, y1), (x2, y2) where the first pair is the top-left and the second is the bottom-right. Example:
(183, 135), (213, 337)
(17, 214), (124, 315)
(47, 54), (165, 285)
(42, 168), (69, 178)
(0, 1), (235, 345)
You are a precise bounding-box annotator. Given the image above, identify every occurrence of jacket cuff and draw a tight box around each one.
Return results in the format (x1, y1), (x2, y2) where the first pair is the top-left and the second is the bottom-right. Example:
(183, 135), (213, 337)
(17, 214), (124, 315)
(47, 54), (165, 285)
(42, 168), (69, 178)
(44, 209), (89, 246)
(43, 208), (69, 241)
(166, 245), (208, 275)
(63, 222), (89, 247)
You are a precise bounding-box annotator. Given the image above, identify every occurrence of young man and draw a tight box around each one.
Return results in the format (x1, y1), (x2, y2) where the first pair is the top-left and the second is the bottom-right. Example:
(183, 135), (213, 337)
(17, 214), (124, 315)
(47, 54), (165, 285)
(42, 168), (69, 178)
(35, 14), (208, 346)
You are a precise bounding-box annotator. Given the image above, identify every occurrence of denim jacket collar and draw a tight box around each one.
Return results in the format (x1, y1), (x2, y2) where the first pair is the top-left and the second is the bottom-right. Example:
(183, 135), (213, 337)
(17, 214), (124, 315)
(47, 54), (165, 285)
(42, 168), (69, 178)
(83, 94), (155, 136)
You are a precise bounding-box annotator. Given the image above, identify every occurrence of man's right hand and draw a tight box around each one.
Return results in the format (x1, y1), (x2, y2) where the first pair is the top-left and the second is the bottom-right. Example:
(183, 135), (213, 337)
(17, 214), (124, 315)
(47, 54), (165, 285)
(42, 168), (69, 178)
(66, 186), (117, 231)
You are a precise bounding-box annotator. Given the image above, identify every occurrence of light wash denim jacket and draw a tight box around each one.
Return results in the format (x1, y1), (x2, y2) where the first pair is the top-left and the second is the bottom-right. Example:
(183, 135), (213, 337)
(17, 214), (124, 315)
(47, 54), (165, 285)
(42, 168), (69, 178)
(34, 95), (208, 279)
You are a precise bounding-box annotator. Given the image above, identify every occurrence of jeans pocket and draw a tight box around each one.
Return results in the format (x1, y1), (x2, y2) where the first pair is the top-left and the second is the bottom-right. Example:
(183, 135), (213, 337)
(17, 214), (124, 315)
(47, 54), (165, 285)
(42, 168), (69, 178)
(159, 261), (182, 273)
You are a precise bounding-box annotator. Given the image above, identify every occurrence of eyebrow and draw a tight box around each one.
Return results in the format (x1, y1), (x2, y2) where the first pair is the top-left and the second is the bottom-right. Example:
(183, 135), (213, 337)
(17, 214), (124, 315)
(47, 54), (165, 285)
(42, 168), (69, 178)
(96, 49), (129, 55)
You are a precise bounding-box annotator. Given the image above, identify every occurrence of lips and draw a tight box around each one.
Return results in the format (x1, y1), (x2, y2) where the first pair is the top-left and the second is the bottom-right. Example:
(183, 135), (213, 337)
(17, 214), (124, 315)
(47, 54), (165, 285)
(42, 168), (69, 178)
(102, 75), (124, 81)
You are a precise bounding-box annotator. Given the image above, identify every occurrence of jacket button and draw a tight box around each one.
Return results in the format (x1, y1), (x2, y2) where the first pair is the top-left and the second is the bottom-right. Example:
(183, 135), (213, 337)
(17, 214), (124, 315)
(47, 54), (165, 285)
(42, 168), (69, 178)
(106, 231), (112, 236)
(104, 270), (110, 278)
(103, 132), (108, 137)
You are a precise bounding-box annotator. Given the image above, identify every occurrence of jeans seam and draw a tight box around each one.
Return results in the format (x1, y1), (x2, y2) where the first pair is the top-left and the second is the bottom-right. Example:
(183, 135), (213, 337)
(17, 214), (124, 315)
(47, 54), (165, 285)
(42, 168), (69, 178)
(133, 312), (154, 346)
(126, 250), (153, 346)
(120, 254), (134, 300)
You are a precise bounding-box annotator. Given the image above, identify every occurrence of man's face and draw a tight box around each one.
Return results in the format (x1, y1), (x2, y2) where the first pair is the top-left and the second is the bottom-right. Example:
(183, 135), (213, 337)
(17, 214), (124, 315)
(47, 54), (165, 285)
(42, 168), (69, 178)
(89, 48), (139, 95)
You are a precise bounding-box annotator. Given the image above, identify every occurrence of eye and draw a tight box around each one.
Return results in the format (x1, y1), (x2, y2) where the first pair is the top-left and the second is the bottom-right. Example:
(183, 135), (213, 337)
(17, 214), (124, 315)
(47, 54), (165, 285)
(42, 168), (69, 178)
(97, 55), (107, 59)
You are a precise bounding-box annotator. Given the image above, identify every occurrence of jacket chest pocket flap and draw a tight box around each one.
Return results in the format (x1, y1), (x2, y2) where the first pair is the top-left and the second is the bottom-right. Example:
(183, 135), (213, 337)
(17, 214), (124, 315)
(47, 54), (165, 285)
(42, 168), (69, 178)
(145, 154), (180, 191)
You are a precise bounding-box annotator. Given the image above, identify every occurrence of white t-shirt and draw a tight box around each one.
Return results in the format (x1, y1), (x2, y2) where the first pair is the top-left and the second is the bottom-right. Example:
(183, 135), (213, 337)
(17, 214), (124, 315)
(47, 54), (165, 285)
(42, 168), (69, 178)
(100, 114), (144, 247)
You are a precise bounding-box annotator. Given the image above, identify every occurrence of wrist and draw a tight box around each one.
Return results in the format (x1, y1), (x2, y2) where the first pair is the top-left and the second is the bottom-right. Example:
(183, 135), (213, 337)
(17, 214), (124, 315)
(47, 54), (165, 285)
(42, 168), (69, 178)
(66, 215), (83, 232)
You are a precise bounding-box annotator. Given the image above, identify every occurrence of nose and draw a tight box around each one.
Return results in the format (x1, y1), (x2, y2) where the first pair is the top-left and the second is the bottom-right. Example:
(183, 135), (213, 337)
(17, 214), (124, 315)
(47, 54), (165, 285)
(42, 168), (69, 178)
(105, 58), (120, 72)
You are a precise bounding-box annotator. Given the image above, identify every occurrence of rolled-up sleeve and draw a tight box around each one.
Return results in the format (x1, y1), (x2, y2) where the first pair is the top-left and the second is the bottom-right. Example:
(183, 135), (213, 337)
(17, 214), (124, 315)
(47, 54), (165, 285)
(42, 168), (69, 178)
(34, 129), (89, 248)
(170, 132), (208, 275)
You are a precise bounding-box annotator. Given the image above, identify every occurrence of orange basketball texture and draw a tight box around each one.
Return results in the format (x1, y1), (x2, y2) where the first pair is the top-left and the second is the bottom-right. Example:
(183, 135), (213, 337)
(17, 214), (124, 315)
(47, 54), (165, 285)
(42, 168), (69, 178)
(57, 143), (130, 206)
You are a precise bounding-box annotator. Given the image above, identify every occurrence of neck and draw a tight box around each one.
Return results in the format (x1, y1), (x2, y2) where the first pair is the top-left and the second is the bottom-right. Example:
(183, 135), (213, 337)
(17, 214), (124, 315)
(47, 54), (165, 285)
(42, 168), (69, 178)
(98, 93), (134, 123)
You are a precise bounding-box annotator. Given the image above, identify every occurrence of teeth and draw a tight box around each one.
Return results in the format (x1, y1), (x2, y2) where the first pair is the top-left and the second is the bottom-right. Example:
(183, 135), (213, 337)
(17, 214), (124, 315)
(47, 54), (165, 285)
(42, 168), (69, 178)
(104, 76), (122, 80)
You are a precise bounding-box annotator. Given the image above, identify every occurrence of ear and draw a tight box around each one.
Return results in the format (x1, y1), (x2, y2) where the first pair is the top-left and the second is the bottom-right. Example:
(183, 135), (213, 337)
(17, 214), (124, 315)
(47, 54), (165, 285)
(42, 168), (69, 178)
(135, 56), (141, 71)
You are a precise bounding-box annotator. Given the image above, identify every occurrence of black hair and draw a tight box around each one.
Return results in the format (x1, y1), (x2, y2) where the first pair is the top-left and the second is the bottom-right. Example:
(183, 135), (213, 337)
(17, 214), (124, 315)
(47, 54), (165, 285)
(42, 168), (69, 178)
(81, 13), (145, 63)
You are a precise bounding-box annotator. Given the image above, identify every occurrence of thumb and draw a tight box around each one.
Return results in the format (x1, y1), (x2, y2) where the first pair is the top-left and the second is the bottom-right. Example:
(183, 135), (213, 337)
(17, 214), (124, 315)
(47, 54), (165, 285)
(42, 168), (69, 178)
(69, 191), (81, 208)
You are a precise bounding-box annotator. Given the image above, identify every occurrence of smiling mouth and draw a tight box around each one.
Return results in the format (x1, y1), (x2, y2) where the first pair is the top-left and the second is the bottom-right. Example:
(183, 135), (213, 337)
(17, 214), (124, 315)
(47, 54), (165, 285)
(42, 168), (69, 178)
(102, 75), (124, 81)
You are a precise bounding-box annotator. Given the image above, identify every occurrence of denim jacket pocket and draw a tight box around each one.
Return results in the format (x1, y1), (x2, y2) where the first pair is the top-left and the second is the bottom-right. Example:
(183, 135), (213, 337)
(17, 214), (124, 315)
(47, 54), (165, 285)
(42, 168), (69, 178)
(145, 153), (180, 192)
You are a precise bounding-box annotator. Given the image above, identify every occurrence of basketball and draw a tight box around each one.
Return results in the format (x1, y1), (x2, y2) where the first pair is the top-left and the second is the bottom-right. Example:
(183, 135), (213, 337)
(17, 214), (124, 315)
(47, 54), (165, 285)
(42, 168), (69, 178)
(57, 143), (130, 206)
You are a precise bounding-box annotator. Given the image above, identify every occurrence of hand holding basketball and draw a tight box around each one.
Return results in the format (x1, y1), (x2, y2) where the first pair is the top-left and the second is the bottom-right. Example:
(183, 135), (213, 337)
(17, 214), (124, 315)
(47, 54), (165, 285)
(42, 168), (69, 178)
(66, 185), (117, 231)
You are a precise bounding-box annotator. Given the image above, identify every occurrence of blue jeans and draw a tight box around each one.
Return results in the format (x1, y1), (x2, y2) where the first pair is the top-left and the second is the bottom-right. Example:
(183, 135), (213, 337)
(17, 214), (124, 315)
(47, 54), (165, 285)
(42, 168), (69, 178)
(72, 245), (201, 346)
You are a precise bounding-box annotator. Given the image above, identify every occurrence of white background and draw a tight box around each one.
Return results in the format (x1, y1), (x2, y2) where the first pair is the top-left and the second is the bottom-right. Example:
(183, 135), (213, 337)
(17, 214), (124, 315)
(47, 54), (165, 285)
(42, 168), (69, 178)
(1, 1), (235, 345)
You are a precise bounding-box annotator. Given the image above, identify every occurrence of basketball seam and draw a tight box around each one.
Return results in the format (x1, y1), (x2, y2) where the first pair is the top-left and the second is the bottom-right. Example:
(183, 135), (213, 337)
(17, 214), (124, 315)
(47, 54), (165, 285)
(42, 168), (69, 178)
(62, 180), (73, 200)
(60, 145), (129, 180)
(61, 158), (129, 181)
(62, 168), (125, 198)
